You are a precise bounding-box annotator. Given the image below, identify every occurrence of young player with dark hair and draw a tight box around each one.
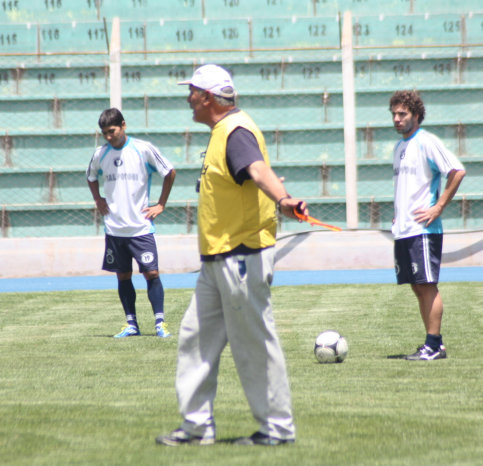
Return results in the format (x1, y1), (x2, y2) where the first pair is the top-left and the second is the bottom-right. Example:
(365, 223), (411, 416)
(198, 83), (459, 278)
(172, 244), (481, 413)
(87, 108), (176, 338)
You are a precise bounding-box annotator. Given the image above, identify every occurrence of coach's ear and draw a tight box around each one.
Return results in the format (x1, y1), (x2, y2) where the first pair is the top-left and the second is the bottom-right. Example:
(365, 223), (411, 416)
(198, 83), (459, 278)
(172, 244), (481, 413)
(202, 91), (213, 105)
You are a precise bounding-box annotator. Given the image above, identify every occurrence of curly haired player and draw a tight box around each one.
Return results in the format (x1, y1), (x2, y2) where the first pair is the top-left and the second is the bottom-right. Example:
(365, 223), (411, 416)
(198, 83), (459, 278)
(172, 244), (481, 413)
(389, 90), (465, 360)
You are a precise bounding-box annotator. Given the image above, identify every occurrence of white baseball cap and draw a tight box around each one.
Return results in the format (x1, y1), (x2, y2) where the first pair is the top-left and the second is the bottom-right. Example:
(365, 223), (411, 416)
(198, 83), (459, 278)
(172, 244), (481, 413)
(178, 64), (236, 99)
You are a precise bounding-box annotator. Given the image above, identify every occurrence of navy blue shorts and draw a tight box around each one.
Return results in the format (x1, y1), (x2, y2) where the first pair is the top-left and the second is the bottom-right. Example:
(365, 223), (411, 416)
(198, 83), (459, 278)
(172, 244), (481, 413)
(394, 234), (442, 285)
(102, 234), (159, 273)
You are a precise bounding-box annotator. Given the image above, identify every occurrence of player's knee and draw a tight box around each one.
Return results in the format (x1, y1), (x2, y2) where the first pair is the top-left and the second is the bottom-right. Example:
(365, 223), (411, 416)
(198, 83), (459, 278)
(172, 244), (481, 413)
(144, 270), (159, 281)
(117, 271), (133, 281)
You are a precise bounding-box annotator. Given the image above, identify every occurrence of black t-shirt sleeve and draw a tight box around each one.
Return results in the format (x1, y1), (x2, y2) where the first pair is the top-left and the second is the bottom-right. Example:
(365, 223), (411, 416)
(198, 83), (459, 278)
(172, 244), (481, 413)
(226, 127), (264, 185)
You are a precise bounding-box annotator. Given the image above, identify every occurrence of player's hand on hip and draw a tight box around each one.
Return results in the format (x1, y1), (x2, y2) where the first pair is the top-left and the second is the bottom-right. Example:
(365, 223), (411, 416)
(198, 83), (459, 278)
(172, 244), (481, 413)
(143, 204), (164, 219)
(95, 198), (109, 216)
(413, 205), (442, 226)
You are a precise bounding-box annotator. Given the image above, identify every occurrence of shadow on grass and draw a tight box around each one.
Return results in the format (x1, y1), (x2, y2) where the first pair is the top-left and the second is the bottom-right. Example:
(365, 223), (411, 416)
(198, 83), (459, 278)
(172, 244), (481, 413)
(387, 354), (408, 359)
(91, 334), (169, 338)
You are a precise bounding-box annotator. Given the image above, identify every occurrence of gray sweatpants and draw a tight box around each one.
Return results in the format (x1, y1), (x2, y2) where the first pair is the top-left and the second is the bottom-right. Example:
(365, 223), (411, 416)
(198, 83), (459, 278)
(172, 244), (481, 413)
(176, 247), (295, 440)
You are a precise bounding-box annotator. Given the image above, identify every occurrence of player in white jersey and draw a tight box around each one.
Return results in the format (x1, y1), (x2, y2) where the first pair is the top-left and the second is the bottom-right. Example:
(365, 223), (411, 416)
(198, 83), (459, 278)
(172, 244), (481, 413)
(389, 91), (465, 360)
(87, 108), (176, 338)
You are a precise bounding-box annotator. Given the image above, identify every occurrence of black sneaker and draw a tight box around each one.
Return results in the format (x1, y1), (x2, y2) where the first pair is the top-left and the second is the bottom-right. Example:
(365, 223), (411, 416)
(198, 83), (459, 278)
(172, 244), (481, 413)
(155, 428), (215, 446)
(405, 344), (447, 361)
(234, 431), (295, 446)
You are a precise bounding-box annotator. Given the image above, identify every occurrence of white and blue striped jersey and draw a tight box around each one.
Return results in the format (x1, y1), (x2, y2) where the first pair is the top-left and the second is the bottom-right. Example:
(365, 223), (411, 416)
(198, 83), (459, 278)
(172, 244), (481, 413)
(87, 136), (174, 237)
(392, 128), (464, 239)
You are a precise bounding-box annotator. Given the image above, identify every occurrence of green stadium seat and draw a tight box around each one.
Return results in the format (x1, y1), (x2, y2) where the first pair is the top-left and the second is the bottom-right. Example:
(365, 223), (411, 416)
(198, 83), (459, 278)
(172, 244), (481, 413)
(54, 170), (91, 203)
(150, 166), (200, 203)
(118, 58), (344, 97)
(224, 59), (343, 92)
(121, 94), (191, 130)
(356, 123), (483, 163)
(38, 21), (110, 54)
(204, 0), (329, 19)
(0, 63), (109, 98)
(354, 56), (478, 89)
(281, 59), (343, 90)
(2, 0), (481, 24)
(121, 91), (342, 131)
(466, 13), (483, 46)
(352, 13), (467, 49)
(338, 0), (412, 15)
(119, 18), (251, 54)
(2, 204), (100, 238)
(101, 0), (203, 21)
(412, 88), (483, 124)
(130, 129), (210, 165)
(0, 131), (97, 169)
(412, 0), (483, 14)
(119, 62), (193, 95)
(251, 16), (340, 52)
(61, 97), (110, 129)
(0, 97), (53, 131)
(264, 126), (346, 163)
(273, 162), (331, 198)
(0, 169), (50, 204)
(357, 161), (393, 198)
(355, 88), (483, 126)
(0, 0), (100, 23)
(235, 91), (343, 127)
(0, 94), (108, 131)
(0, 23), (37, 56)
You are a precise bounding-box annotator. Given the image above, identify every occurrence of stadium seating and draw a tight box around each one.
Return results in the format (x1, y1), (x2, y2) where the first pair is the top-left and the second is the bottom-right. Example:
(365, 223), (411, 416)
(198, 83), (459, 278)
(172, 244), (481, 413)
(0, 0), (100, 23)
(1, 1), (482, 237)
(3, 0), (480, 24)
(411, 0), (482, 14)
(352, 13), (468, 49)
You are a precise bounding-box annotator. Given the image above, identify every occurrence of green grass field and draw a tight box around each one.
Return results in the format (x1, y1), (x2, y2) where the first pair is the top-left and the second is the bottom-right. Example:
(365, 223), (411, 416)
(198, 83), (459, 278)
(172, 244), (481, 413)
(0, 282), (481, 465)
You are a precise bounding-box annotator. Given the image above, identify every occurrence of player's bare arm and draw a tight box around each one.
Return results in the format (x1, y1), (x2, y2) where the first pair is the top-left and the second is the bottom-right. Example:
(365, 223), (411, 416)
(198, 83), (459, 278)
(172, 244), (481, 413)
(246, 160), (308, 220)
(414, 168), (466, 226)
(143, 168), (176, 219)
(87, 179), (109, 216)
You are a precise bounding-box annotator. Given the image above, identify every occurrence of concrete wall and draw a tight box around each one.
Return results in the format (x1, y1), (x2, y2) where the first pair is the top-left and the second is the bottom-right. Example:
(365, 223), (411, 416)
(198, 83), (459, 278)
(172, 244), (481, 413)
(1, 230), (482, 279)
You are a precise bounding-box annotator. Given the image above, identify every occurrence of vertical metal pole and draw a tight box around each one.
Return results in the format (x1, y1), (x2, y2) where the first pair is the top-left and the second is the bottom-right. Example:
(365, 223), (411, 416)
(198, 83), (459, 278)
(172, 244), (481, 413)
(341, 10), (359, 229)
(110, 17), (122, 111)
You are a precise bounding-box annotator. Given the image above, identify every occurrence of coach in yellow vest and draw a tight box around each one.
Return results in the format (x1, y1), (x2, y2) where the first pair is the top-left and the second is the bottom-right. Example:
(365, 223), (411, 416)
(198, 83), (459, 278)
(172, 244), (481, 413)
(156, 65), (308, 447)
(198, 107), (277, 256)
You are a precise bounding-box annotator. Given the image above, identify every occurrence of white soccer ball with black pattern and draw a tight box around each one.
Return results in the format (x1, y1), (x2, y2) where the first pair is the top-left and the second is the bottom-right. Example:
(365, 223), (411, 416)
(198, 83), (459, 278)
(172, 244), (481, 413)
(314, 330), (348, 363)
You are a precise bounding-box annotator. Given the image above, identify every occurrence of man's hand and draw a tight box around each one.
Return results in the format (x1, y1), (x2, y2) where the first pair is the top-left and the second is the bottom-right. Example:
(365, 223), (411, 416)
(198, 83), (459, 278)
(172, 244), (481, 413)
(95, 197), (109, 216)
(278, 198), (308, 220)
(413, 205), (443, 227)
(143, 203), (165, 219)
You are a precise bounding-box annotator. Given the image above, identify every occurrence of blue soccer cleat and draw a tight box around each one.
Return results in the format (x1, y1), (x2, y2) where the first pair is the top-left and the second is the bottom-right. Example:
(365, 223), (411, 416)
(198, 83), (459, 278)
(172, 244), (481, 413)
(113, 324), (140, 338)
(155, 321), (171, 338)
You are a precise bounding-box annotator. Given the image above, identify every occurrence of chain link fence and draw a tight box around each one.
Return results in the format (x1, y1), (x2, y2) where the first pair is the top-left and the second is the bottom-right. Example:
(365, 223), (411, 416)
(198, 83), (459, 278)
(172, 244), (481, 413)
(1, 2), (482, 237)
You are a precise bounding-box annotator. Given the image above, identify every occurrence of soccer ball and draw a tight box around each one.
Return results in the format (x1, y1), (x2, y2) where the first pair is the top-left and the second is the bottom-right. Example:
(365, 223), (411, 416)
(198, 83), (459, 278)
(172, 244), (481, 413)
(314, 330), (348, 363)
